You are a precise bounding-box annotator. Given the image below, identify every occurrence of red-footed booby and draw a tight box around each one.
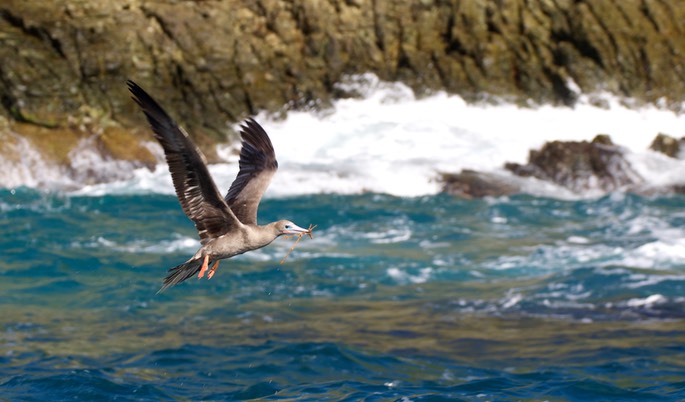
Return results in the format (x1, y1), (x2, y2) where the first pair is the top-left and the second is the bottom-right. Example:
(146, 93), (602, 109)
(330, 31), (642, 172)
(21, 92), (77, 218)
(128, 81), (309, 292)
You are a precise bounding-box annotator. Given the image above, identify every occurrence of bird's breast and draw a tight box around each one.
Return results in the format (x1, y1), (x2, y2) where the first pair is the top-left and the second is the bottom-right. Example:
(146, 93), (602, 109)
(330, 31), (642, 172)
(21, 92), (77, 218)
(204, 229), (273, 260)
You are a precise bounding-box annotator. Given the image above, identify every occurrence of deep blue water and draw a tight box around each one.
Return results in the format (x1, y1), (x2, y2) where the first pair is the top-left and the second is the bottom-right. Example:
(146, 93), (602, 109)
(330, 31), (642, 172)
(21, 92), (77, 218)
(2, 189), (685, 400)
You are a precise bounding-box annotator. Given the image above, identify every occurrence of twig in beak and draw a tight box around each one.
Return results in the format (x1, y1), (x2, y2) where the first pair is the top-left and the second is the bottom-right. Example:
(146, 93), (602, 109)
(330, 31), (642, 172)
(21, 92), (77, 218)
(280, 224), (317, 264)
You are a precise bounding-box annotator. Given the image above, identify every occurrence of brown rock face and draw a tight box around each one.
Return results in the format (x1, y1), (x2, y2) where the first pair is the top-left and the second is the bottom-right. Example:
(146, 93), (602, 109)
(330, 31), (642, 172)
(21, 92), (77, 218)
(1, 0), (685, 186)
(2, 1), (685, 133)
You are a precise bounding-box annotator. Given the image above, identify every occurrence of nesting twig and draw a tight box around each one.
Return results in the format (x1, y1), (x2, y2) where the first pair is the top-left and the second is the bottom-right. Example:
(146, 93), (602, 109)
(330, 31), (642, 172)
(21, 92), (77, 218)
(280, 224), (317, 264)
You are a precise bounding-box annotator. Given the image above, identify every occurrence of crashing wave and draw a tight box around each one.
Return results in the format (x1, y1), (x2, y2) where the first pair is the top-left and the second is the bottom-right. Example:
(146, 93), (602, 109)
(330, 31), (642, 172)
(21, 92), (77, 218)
(2, 74), (685, 198)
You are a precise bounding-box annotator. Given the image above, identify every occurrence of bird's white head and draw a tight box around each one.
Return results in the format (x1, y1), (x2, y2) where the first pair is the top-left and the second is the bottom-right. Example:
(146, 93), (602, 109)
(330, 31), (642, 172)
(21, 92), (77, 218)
(275, 220), (308, 236)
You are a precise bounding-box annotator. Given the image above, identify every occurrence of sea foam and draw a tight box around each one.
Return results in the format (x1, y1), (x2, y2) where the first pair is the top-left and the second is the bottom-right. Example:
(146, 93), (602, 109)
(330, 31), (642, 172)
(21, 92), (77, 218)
(4, 74), (685, 197)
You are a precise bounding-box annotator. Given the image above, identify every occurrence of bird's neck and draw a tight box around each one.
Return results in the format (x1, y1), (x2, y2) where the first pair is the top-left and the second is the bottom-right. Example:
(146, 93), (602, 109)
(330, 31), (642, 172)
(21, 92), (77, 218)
(248, 223), (280, 248)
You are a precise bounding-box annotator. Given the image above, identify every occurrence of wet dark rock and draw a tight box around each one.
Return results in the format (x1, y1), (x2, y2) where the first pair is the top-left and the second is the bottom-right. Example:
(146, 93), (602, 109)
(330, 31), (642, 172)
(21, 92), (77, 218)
(591, 134), (613, 146)
(649, 133), (683, 158)
(504, 135), (642, 193)
(439, 170), (519, 199)
(440, 134), (659, 198)
(442, 131), (685, 198)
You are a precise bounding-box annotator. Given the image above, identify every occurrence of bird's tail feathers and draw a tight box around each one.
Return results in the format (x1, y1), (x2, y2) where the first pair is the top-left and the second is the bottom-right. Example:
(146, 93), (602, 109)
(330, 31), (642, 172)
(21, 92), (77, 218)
(157, 258), (204, 293)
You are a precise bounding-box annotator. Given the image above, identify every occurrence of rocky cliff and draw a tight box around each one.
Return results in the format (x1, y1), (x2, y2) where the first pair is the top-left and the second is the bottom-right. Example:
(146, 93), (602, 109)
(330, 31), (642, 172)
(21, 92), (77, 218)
(1, 0), (684, 185)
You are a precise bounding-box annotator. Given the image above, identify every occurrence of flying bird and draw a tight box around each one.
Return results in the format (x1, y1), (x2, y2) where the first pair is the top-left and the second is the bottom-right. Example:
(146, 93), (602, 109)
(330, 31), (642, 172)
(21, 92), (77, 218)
(128, 81), (310, 292)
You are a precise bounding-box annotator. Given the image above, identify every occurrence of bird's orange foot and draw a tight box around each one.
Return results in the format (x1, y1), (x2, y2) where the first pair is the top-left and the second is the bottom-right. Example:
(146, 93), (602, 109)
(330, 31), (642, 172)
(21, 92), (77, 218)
(198, 255), (210, 279)
(207, 260), (220, 279)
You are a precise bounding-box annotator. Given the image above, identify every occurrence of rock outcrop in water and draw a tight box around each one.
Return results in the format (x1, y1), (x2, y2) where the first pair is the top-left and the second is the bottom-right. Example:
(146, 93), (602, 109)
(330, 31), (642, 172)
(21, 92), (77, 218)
(439, 170), (521, 199)
(649, 133), (684, 159)
(440, 133), (685, 198)
(1, 0), (685, 186)
(504, 135), (642, 193)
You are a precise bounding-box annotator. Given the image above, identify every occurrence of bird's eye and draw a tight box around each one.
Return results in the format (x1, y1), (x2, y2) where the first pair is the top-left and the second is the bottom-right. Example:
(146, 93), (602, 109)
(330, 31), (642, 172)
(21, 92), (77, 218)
(285, 225), (291, 229)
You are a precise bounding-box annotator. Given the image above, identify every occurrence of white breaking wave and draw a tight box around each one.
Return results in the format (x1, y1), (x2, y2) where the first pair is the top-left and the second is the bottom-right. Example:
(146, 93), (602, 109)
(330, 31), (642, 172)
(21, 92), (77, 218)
(261, 77), (685, 197)
(625, 294), (667, 307)
(0, 132), (74, 189)
(0, 130), (157, 191)
(4, 74), (685, 197)
(387, 267), (434, 284)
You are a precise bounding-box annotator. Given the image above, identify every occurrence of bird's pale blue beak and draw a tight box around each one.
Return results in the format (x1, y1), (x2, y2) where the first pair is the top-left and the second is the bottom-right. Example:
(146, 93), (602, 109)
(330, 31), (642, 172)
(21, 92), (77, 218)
(283, 224), (308, 235)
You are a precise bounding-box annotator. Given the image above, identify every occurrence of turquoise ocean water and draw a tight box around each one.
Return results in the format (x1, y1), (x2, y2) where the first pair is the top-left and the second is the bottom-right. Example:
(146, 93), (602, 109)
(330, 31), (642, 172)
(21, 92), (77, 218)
(2, 188), (685, 400)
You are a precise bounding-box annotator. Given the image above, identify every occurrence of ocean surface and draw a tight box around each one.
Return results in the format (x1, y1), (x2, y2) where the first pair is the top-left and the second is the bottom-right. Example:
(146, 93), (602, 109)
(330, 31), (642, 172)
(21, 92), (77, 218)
(3, 190), (685, 400)
(2, 77), (685, 400)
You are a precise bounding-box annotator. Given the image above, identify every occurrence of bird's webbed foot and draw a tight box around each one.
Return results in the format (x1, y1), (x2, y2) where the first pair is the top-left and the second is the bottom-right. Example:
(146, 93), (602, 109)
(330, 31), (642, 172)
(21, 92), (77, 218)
(198, 255), (210, 279)
(208, 260), (220, 279)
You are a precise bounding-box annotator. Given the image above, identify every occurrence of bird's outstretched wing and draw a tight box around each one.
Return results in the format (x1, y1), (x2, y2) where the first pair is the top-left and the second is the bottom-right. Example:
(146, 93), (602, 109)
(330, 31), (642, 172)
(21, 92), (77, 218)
(224, 119), (278, 225)
(128, 80), (241, 243)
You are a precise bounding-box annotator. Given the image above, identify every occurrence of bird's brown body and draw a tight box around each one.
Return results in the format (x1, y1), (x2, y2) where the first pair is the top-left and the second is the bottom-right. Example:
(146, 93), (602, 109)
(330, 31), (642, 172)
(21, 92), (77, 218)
(128, 81), (309, 292)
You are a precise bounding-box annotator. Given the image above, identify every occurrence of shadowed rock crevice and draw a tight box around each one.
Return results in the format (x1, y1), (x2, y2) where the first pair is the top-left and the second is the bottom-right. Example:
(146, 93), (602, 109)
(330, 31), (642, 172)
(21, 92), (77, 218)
(0, 9), (67, 60)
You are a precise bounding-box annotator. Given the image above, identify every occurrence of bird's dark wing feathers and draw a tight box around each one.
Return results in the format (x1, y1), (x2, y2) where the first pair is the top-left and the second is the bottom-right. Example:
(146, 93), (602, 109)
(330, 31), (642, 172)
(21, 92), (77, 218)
(127, 80), (241, 243)
(224, 118), (278, 225)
